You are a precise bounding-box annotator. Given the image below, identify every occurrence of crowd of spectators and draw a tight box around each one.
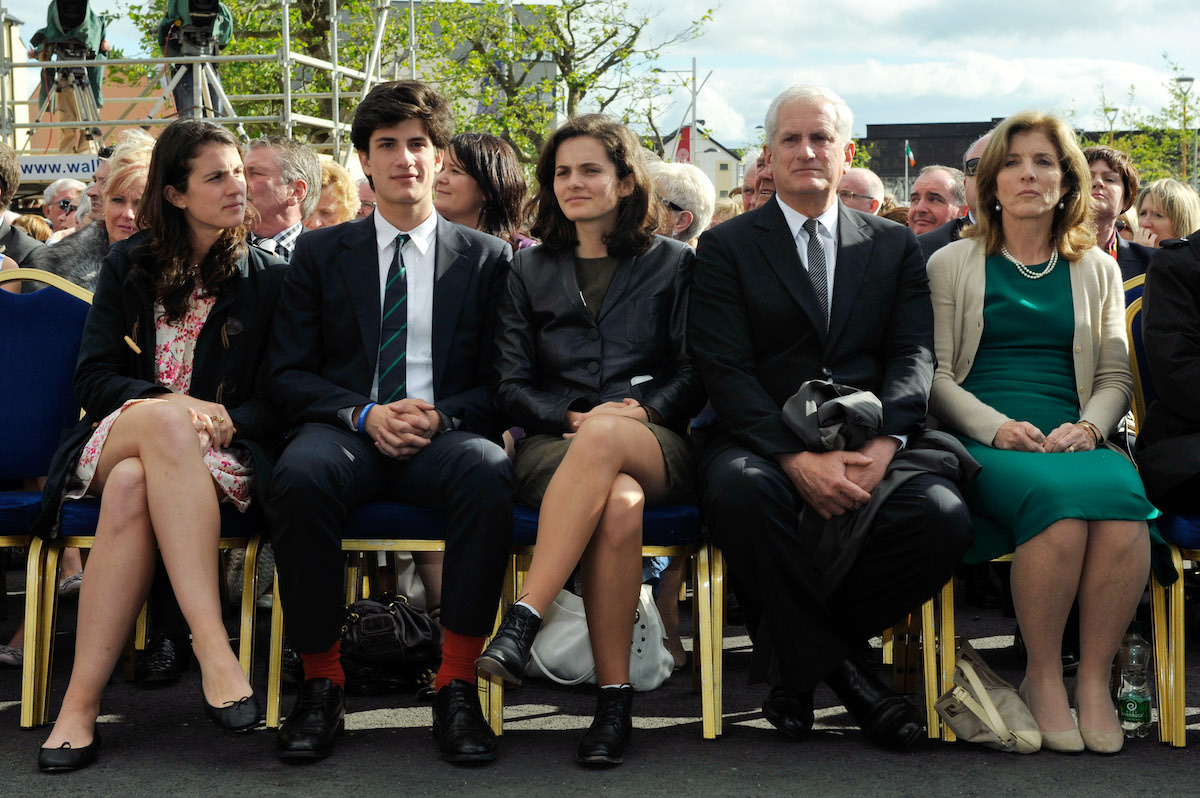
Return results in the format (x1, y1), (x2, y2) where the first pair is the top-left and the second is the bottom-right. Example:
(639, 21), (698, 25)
(5, 76), (1200, 773)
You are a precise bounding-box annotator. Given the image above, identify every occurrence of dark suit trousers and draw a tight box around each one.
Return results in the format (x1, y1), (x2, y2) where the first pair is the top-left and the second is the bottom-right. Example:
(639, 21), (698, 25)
(700, 435), (971, 693)
(268, 422), (514, 652)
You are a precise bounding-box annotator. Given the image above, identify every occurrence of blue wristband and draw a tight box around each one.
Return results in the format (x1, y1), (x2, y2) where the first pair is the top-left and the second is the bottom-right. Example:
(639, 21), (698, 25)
(357, 402), (376, 434)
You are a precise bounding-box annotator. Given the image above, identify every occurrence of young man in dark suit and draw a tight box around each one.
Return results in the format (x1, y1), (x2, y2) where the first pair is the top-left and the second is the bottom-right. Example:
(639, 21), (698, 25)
(265, 80), (514, 763)
(690, 85), (970, 750)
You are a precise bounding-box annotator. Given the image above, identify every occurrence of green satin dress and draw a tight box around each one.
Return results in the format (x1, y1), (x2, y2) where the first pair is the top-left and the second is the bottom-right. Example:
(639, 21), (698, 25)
(954, 255), (1159, 564)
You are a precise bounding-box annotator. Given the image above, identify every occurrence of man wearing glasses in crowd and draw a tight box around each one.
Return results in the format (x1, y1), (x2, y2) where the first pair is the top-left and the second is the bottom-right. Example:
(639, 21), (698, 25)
(836, 167), (885, 215)
(917, 132), (991, 261)
(41, 178), (85, 232)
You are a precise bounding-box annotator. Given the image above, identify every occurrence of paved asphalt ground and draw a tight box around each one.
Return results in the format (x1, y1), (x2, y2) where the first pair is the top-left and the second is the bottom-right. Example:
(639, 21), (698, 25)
(2, 563), (1198, 798)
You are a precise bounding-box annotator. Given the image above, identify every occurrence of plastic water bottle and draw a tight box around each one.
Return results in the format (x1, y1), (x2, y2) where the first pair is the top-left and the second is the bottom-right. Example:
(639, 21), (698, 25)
(1115, 623), (1152, 739)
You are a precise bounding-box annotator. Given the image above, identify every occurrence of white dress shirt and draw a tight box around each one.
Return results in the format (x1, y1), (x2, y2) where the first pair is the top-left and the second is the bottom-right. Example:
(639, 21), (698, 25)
(775, 195), (838, 312)
(371, 209), (438, 405)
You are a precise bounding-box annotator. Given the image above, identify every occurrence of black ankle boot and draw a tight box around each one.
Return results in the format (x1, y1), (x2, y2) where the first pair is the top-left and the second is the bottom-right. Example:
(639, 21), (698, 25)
(475, 604), (541, 685)
(577, 685), (633, 765)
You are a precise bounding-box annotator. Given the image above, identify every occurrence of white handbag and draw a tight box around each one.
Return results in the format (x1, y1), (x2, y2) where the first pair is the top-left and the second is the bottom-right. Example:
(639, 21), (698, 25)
(935, 643), (1042, 754)
(526, 584), (674, 691)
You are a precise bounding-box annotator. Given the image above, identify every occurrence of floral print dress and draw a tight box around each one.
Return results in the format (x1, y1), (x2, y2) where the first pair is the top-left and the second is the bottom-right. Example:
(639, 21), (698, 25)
(65, 287), (255, 510)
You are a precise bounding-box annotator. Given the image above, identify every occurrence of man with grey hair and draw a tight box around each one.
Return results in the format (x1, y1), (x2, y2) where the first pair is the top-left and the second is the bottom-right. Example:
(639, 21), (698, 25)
(41, 178), (86, 233)
(907, 165), (966, 235)
(837, 167), (885, 215)
(918, 133), (991, 260)
(0, 142), (45, 264)
(650, 161), (715, 244)
(690, 84), (970, 751)
(245, 135), (321, 262)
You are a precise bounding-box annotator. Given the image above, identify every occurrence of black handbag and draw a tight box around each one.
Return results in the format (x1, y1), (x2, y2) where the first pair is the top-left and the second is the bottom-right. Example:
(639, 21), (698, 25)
(339, 593), (440, 693)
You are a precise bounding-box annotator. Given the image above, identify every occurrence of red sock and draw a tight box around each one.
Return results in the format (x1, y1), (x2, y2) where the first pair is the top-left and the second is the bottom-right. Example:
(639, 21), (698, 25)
(435, 630), (486, 690)
(300, 640), (345, 689)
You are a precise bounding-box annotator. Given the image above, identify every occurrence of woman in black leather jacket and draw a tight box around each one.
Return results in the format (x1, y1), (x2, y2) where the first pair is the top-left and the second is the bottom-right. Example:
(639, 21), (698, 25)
(35, 120), (286, 771)
(477, 114), (705, 765)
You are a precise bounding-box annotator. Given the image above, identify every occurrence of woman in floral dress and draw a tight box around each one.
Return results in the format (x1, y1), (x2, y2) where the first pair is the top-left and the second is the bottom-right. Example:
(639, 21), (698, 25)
(32, 119), (287, 772)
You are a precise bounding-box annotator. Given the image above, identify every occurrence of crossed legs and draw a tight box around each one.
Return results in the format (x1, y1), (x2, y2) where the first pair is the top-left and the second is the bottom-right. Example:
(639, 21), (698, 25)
(1012, 519), (1149, 736)
(42, 400), (252, 749)
(519, 416), (669, 685)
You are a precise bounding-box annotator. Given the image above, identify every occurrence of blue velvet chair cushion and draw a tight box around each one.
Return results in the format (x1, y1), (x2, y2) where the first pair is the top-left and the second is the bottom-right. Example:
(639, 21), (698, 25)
(512, 504), (701, 547)
(58, 499), (268, 539)
(1159, 513), (1200, 549)
(0, 491), (42, 535)
(343, 502), (449, 540)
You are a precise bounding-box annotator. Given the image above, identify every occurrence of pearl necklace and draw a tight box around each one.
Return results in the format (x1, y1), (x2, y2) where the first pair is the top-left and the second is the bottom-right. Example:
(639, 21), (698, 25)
(1000, 245), (1058, 280)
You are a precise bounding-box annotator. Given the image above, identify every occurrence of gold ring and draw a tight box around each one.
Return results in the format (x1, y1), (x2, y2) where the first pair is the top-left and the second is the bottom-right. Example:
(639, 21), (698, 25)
(213, 415), (225, 424)
(1067, 444), (1075, 452)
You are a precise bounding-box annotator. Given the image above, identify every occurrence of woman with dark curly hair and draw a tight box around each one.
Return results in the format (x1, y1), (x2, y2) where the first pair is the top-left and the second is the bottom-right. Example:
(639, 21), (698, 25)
(33, 119), (287, 772)
(434, 131), (533, 249)
(477, 114), (705, 765)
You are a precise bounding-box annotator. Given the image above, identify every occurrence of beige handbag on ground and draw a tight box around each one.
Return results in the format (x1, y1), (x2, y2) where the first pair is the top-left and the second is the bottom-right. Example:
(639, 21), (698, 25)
(935, 643), (1043, 754)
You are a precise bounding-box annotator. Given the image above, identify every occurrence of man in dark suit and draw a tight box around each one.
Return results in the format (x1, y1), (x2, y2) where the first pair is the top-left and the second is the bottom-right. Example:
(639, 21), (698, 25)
(1136, 233), (1200, 512)
(266, 80), (514, 763)
(918, 132), (990, 262)
(690, 85), (970, 750)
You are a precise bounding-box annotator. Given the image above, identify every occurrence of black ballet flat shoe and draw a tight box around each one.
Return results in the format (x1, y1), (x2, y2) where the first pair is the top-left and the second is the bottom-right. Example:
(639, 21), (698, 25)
(476, 604), (541, 686)
(277, 678), (345, 760)
(204, 693), (261, 732)
(38, 731), (101, 773)
(824, 657), (925, 751)
(432, 680), (498, 763)
(762, 686), (815, 739)
(577, 685), (633, 766)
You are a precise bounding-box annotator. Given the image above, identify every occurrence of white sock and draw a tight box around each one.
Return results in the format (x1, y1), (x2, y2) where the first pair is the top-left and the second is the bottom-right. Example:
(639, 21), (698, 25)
(515, 600), (541, 619)
(600, 683), (631, 689)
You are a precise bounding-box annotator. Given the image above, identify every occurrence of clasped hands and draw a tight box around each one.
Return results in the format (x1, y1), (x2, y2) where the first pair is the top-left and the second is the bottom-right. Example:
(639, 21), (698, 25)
(775, 436), (900, 520)
(563, 398), (650, 438)
(992, 420), (1094, 453)
(361, 398), (441, 459)
(161, 393), (233, 453)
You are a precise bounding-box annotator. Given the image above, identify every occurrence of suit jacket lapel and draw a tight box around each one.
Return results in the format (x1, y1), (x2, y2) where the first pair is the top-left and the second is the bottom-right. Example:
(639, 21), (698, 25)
(432, 217), (470, 396)
(340, 215), (384, 375)
(827, 204), (872, 346)
(596, 254), (635, 322)
(756, 197), (827, 341)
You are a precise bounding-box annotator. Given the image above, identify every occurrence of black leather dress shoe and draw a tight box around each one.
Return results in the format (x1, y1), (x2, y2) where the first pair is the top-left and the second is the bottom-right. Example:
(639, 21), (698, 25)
(38, 731), (101, 773)
(762, 686), (814, 739)
(577, 685), (633, 765)
(204, 693), (261, 732)
(135, 633), (189, 684)
(277, 678), (345, 760)
(825, 658), (925, 750)
(432, 680), (497, 763)
(476, 604), (541, 686)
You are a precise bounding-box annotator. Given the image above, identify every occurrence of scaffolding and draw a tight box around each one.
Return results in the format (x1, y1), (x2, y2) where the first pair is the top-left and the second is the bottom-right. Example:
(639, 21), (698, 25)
(0, 0), (408, 181)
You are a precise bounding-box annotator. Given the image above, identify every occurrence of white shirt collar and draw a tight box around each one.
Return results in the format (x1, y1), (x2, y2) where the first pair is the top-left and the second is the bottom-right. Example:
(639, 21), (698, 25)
(775, 195), (840, 243)
(373, 208), (439, 255)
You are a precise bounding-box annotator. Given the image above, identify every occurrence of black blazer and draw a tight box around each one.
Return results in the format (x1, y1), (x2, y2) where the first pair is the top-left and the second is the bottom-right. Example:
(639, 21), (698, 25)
(917, 216), (969, 263)
(267, 213), (512, 438)
(1116, 236), (1154, 283)
(34, 231), (287, 537)
(1136, 236), (1200, 503)
(496, 235), (705, 437)
(0, 218), (45, 266)
(690, 198), (934, 457)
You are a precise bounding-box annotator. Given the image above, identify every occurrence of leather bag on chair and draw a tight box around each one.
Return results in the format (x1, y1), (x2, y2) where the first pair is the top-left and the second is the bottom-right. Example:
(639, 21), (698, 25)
(527, 584), (674, 691)
(935, 643), (1042, 753)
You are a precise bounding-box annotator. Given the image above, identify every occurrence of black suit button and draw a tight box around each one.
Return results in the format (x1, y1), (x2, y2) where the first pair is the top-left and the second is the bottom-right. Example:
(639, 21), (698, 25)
(587, 361), (600, 374)
(587, 329), (600, 340)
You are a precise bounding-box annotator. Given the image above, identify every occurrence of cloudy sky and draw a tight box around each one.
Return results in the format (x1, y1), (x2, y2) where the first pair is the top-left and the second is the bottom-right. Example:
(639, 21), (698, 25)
(639, 0), (1199, 146)
(6, 0), (1196, 148)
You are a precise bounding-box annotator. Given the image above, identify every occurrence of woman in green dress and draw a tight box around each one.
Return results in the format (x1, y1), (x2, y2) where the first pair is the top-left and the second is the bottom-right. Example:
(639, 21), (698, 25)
(927, 111), (1157, 755)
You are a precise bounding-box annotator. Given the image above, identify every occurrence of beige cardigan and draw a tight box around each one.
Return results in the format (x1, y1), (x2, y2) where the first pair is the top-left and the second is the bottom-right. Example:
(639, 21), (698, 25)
(926, 237), (1132, 446)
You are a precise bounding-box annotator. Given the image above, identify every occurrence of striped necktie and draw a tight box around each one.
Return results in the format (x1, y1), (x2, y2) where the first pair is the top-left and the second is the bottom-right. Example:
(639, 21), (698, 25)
(802, 218), (829, 329)
(377, 232), (410, 404)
